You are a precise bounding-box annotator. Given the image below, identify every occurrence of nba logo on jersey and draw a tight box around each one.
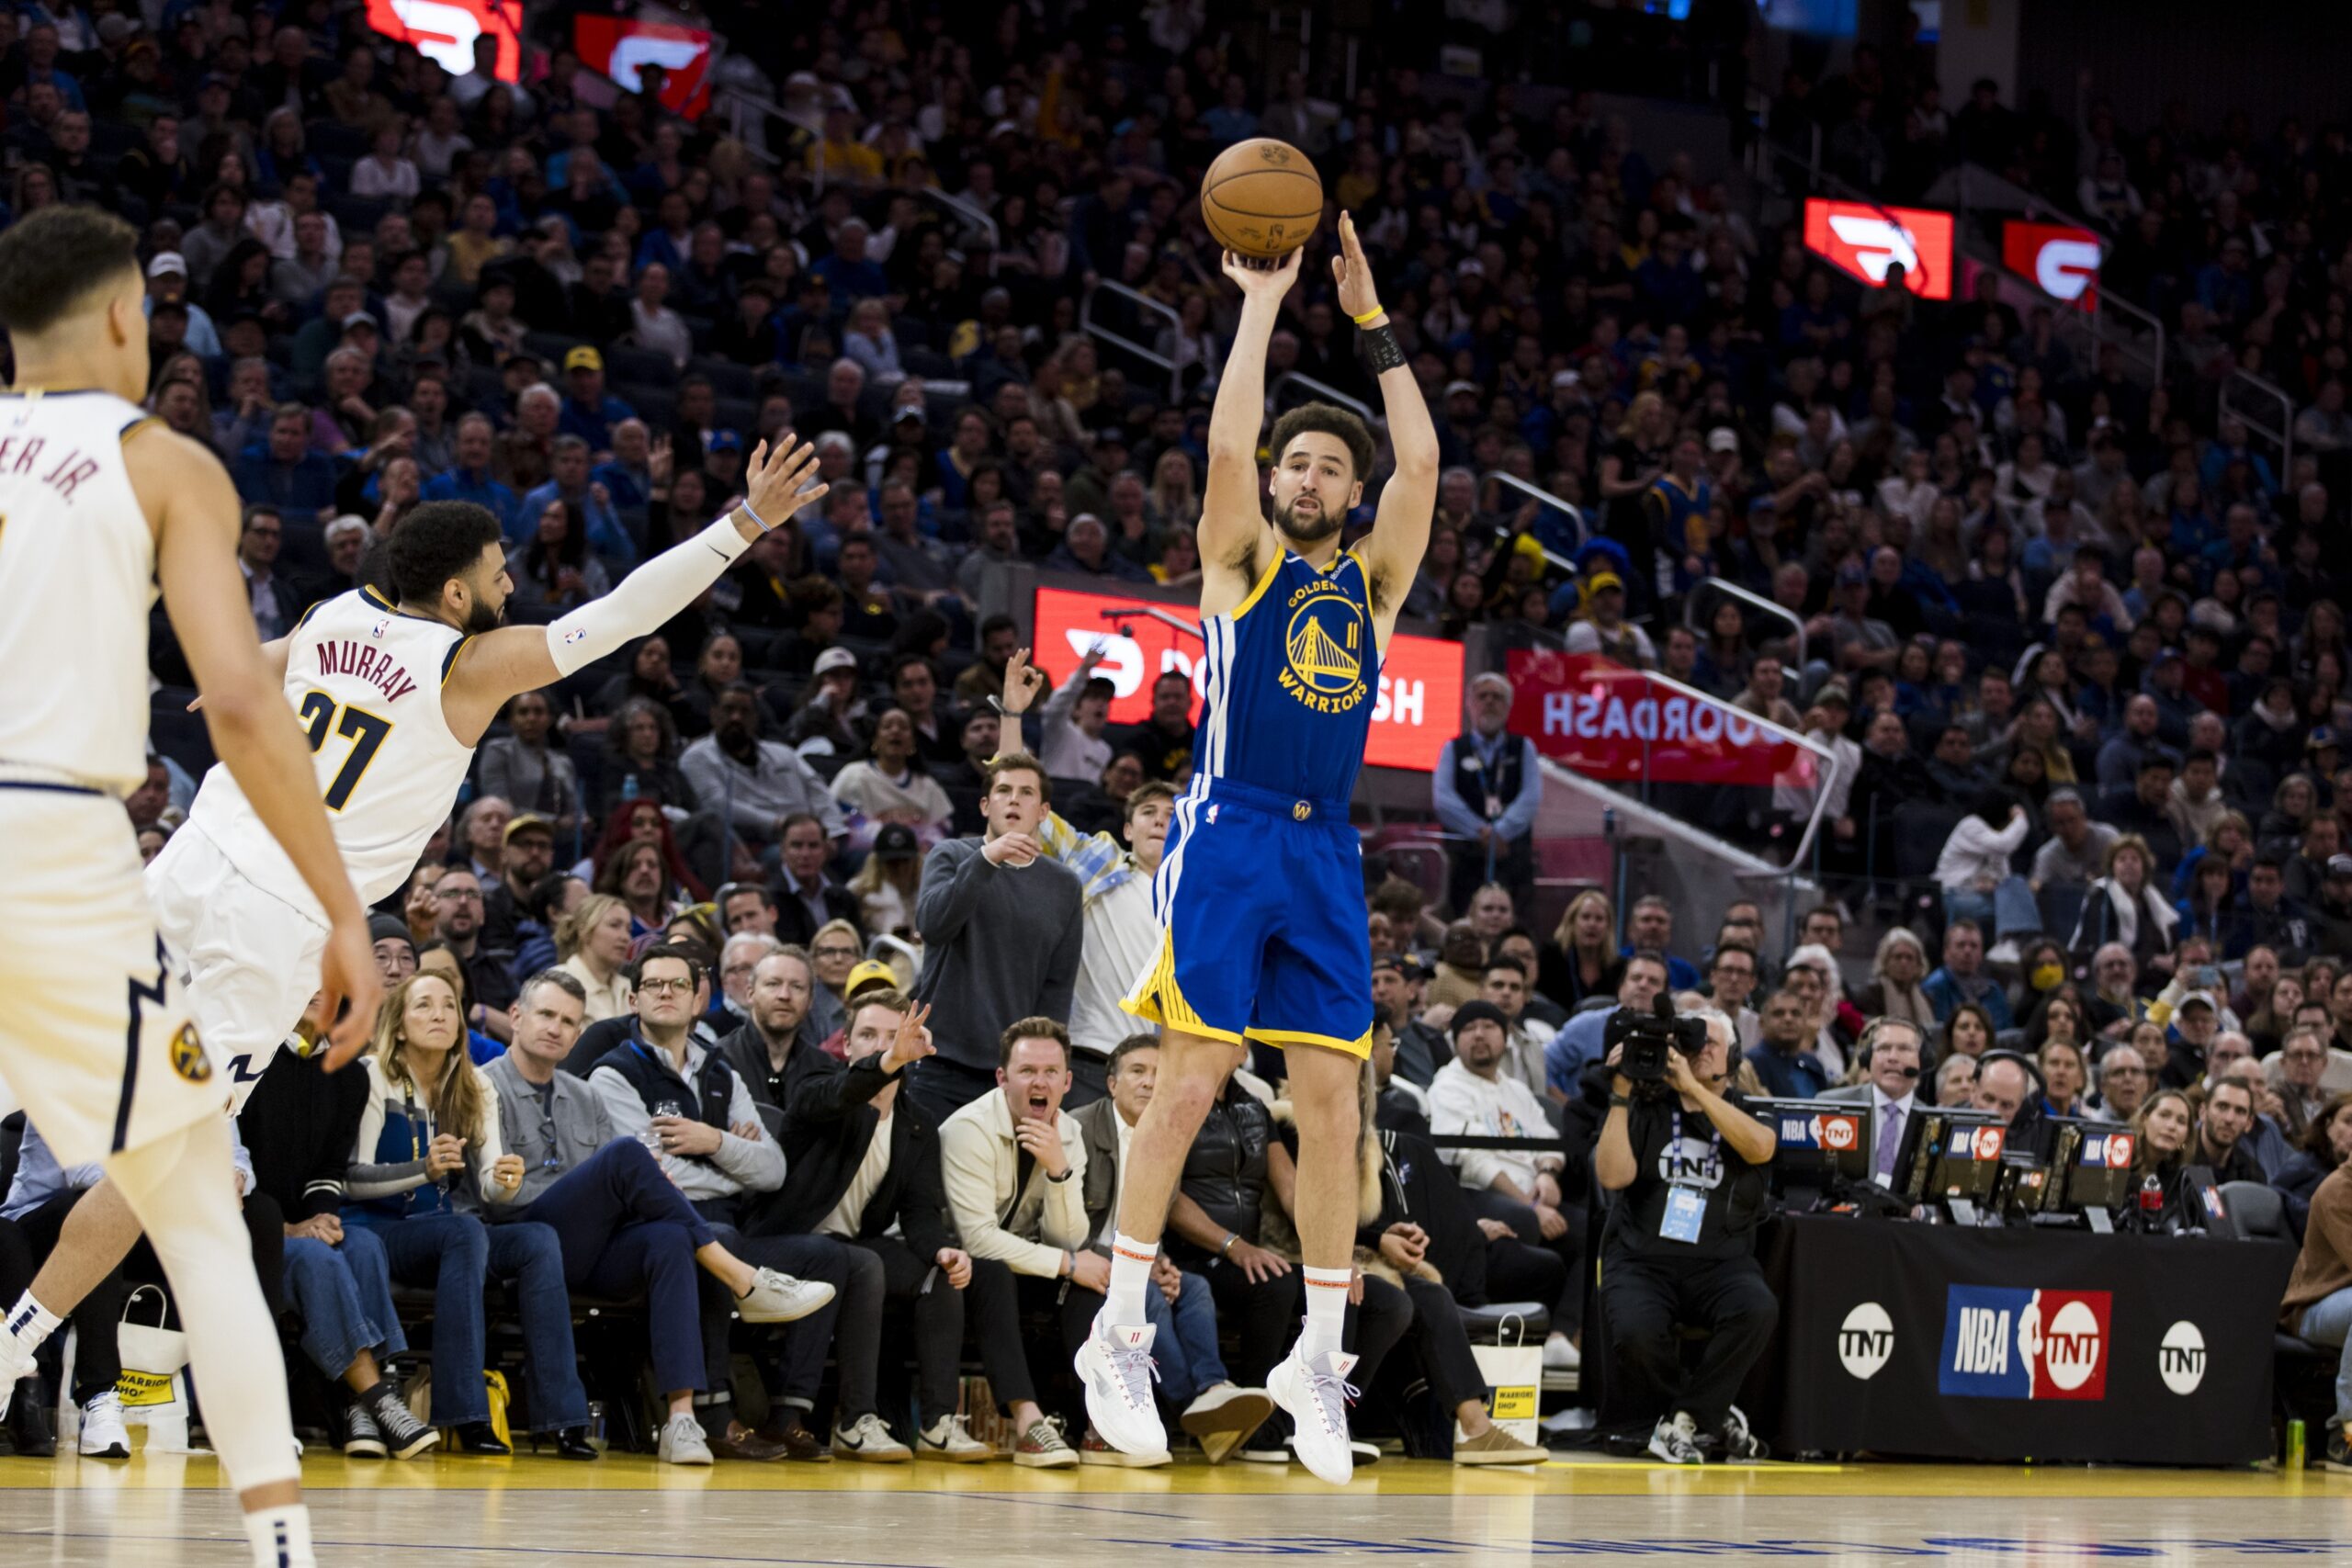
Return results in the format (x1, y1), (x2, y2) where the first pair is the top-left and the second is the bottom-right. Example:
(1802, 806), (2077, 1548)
(562, 626), (588, 646)
(370, 617), (390, 639)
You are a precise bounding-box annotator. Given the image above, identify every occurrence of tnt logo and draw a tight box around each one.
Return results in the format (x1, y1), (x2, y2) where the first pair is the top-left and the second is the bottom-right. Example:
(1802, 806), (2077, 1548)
(1961, 1125), (2005, 1161)
(1817, 1114), (1860, 1152)
(2158, 1320), (2207, 1395)
(2080, 1132), (2134, 1169)
(1939, 1286), (2109, 1401)
(1838, 1302), (1894, 1381)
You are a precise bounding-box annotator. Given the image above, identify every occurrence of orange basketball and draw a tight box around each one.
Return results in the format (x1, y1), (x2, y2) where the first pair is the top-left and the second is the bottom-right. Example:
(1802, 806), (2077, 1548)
(1200, 139), (1324, 260)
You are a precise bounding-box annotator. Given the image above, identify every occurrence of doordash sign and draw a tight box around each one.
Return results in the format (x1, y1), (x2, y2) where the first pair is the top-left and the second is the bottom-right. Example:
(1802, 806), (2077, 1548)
(1802, 197), (1955, 300)
(1505, 650), (1818, 787)
(2002, 221), (2102, 311)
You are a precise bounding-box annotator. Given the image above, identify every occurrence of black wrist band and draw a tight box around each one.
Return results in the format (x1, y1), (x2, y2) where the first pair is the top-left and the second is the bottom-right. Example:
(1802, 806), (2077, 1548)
(1609, 1094), (1631, 1108)
(1356, 321), (1405, 377)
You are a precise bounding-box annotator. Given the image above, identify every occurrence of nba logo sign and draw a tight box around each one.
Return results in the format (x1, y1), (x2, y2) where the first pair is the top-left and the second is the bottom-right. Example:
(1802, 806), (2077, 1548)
(562, 627), (588, 646)
(1939, 1286), (2110, 1401)
(2081, 1133), (2133, 1169)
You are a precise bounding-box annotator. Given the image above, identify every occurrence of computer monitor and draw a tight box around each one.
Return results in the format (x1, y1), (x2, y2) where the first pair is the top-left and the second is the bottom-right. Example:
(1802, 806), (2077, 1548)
(2052, 1119), (2138, 1215)
(1992, 1148), (2055, 1217)
(1746, 1098), (1871, 1194)
(1895, 1107), (2009, 1214)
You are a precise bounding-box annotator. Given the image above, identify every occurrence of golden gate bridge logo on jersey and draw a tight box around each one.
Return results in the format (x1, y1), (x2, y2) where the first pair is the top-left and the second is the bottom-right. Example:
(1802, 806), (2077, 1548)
(1280, 589), (1368, 714)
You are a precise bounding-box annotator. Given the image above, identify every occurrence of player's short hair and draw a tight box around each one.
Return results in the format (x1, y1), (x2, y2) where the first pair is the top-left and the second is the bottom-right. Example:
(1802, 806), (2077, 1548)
(1000, 1015), (1070, 1068)
(0, 206), (140, 333)
(983, 750), (1052, 805)
(388, 501), (503, 604)
(1270, 401), (1375, 484)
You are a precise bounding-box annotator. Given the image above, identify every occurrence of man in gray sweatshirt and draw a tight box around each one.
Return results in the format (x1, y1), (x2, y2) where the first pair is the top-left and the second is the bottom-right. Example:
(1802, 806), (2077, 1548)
(905, 752), (1085, 1124)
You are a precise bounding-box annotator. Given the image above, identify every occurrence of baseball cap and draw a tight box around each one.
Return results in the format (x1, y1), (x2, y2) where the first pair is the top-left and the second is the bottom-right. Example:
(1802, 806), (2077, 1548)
(2310, 726), (2342, 750)
(145, 252), (187, 278)
(1707, 427), (1739, 454)
(1585, 570), (1624, 594)
(1450, 999), (1510, 1039)
(844, 959), (899, 1000)
(1816, 683), (1852, 710)
(1444, 379), (1482, 399)
(341, 311), (379, 333)
(893, 404), (926, 426)
(503, 812), (554, 842)
(1552, 369), (1581, 390)
(2328, 854), (2352, 879)
(812, 647), (860, 677)
(872, 823), (921, 862)
(564, 346), (604, 373)
(708, 430), (744, 453)
(2178, 991), (2217, 1013)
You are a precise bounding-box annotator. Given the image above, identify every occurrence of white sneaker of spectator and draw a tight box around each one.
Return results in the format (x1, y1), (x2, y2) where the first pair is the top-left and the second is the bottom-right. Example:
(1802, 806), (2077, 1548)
(0, 1330), (34, 1422)
(1177, 1382), (1274, 1463)
(831, 1412), (912, 1462)
(658, 1412), (714, 1466)
(735, 1269), (834, 1323)
(1074, 1315), (1166, 1457)
(1267, 1346), (1357, 1484)
(915, 1413), (993, 1462)
(1646, 1410), (1705, 1464)
(79, 1390), (130, 1459)
(1543, 1334), (1580, 1371)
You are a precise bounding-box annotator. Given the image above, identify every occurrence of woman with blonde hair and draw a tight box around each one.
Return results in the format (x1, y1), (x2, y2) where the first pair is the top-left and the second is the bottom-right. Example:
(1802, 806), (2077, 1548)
(1857, 926), (1935, 1026)
(1147, 446), (1201, 536)
(557, 892), (636, 1021)
(345, 973), (591, 1455)
(1600, 390), (1670, 544)
(1538, 889), (1621, 1010)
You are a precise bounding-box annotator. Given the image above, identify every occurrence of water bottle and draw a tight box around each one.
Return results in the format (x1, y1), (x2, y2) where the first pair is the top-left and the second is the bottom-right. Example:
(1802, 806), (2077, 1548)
(2287, 1417), (2307, 1470)
(620, 773), (639, 803)
(2138, 1171), (2164, 1232)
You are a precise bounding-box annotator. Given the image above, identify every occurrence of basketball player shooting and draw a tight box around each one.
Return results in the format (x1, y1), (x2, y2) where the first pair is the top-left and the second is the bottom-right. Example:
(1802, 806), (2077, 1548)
(0, 206), (383, 1568)
(1076, 212), (1436, 1483)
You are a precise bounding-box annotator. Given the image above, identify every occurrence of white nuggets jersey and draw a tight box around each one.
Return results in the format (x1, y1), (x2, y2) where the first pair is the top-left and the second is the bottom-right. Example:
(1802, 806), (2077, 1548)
(186, 584), (477, 914)
(0, 390), (160, 793)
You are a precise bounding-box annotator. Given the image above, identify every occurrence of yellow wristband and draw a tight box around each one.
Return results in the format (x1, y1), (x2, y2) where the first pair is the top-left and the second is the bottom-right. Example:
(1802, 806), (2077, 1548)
(1351, 306), (1386, 326)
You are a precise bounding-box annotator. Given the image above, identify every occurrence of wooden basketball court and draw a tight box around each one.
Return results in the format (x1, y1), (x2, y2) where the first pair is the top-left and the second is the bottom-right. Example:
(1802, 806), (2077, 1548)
(1, 1448), (2344, 1564)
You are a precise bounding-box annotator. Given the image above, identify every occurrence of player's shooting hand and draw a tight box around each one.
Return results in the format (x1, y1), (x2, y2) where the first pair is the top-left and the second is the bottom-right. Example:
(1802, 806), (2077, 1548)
(315, 911), (384, 1073)
(1002, 647), (1046, 715)
(1329, 210), (1381, 322)
(740, 431), (829, 532)
(1221, 243), (1303, 297)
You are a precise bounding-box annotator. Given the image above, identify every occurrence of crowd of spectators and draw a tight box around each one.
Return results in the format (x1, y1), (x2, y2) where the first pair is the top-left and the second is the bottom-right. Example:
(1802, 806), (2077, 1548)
(2, 0), (2351, 1474)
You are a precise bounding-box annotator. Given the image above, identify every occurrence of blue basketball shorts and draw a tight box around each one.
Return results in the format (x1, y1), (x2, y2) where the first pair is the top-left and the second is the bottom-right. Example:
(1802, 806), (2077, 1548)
(1122, 777), (1373, 1058)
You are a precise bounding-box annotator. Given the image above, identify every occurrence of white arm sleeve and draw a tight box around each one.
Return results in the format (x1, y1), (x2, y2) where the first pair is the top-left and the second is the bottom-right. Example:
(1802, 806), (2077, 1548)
(545, 516), (752, 677)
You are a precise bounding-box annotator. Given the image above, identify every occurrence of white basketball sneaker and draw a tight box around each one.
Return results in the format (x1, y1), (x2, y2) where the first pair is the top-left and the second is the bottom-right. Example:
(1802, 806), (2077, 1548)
(1267, 1344), (1358, 1485)
(1073, 1314), (1166, 1458)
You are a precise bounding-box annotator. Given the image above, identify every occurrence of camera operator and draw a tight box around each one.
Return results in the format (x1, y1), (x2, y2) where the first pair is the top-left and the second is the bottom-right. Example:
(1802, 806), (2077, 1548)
(1595, 1006), (1778, 1466)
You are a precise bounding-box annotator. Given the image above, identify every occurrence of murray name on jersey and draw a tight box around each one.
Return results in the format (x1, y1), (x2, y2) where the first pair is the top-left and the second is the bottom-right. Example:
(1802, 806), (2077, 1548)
(312, 633), (421, 705)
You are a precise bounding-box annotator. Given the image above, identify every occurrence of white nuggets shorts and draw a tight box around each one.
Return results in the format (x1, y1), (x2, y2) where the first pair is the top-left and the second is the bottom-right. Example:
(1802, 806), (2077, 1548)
(144, 818), (330, 1112)
(0, 784), (220, 1162)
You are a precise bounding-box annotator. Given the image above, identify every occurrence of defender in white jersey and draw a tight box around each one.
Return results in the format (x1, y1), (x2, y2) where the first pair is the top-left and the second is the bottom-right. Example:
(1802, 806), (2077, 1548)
(0, 205), (381, 1568)
(149, 428), (834, 1110)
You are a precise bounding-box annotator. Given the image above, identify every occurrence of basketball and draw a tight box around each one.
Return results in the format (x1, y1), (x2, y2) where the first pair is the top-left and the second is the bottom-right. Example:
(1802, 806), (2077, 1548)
(1200, 139), (1324, 260)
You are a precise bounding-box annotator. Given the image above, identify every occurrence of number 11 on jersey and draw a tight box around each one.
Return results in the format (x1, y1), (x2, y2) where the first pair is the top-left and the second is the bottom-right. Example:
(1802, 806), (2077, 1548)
(297, 691), (393, 811)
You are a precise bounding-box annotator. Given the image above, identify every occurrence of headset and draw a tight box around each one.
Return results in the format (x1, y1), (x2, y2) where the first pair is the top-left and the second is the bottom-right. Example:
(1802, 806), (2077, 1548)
(1854, 1013), (1935, 1083)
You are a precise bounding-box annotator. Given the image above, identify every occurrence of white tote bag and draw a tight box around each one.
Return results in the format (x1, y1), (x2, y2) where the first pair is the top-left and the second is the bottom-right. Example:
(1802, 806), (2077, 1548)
(1460, 1311), (1543, 1446)
(115, 1285), (195, 1450)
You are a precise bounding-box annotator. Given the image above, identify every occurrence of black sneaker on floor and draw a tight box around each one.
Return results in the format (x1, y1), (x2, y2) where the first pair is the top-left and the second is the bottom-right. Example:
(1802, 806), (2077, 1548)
(361, 1386), (441, 1461)
(1716, 1404), (1768, 1461)
(547, 1426), (600, 1461)
(340, 1403), (388, 1459)
(2325, 1425), (2352, 1472)
(4, 1381), (53, 1458)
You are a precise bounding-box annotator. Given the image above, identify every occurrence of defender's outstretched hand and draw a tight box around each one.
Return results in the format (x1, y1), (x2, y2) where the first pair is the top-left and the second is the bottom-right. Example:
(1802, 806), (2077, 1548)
(1222, 244), (1304, 298)
(742, 432), (829, 528)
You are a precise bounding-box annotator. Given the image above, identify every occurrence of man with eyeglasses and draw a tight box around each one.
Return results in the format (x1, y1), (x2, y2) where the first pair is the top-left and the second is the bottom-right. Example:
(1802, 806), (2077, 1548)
(1431, 672), (1540, 918)
(587, 944), (856, 1461)
(2087, 1043), (2149, 1122)
(2272, 1026), (2335, 1139)
(1706, 942), (1761, 1051)
(430, 865), (517, 1039)
(487, 966), (831, 1465)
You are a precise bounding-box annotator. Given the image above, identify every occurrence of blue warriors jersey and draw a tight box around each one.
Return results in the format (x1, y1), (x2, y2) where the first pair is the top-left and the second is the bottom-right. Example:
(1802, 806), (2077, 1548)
(1198, 547), (1381, 805)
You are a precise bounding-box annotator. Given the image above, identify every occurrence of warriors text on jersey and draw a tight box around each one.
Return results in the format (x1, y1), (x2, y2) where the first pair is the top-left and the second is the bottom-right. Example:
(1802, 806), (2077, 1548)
(1124, 546), (1380, 1059)
(185, 584), (477, 915)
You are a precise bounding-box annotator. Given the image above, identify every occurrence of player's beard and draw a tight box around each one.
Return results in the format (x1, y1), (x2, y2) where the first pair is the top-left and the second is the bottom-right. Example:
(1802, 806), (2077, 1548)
(463, 595), (506, 636)
(1273, 492), (1342, 547)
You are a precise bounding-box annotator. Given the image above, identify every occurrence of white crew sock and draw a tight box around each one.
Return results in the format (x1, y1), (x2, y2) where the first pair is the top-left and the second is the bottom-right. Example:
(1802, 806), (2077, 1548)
(243, 1503), (316, 1568)
(4, 1289), (62, 1358)
(1103, 1232), (1159, 1326)
(1300, 1267), (1351, 1362)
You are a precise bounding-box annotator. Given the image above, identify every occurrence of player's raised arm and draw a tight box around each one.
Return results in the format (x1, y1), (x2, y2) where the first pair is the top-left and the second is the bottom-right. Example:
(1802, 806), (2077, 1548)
(1332, 211), (1438, 626)
(1201, 245), (1305, 594)
(140, 431), (381, 1064)
(441, 434), (830, 739)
